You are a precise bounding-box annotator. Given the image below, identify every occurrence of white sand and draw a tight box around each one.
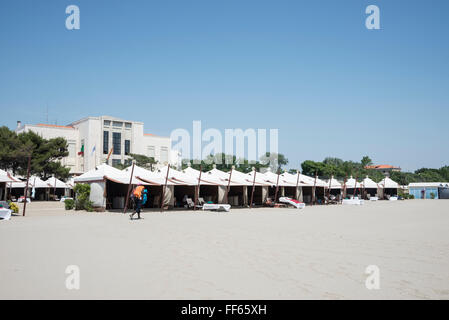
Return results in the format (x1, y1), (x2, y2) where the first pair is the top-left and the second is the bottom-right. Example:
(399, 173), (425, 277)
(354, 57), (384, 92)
(1, 200), (449, 300)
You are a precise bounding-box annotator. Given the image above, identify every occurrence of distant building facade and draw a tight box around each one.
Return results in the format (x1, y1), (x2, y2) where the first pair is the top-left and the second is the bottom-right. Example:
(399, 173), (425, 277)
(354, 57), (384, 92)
(16, 116), (177, 174)
(364, 164), (401, 176)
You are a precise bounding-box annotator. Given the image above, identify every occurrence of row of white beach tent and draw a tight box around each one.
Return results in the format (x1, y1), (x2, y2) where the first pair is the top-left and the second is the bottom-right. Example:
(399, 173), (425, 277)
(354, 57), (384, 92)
(0, 168), (73, 201)
(71, 163), (400, 209)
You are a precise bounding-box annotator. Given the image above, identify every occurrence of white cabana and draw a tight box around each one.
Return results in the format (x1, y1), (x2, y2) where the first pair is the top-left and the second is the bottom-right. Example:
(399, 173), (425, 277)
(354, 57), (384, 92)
(0, 170), (15, 201)
(182, 166), (227, 186)
(378, 177), (399, 189)
(205, 167), (253, 206)
(46, 177), (68, 189)
(345, 176), (363, 189)
(124, 165), (176, 186)
(206, 167), (252, 186)
(378, 177), (399, 199)
(262, 170), (299, 187)
(362, 176), (379, 189)
(0, 169), (20, 183)
(326, 176), (342, 189)
(75, 164), (150, 208)
(30, 176), (50, 189)
(156, 166), (200, 186)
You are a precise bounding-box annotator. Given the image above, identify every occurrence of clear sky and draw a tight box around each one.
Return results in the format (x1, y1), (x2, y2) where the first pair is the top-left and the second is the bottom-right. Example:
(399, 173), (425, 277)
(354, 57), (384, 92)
(0, 0), (448, 171)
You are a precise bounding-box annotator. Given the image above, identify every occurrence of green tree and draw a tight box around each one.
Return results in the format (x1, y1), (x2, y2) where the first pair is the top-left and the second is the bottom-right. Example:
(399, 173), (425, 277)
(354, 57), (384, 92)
(260, 152), (288, 172)
(361, 156), (373, 168)
(0, 127), (69, 179)
(116, 153), (158, 170)
(16, 131), (70, 180)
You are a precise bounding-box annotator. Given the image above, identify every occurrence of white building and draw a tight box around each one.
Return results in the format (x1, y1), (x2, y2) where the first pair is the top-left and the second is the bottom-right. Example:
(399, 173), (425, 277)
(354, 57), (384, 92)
(16, 116), (176, 174)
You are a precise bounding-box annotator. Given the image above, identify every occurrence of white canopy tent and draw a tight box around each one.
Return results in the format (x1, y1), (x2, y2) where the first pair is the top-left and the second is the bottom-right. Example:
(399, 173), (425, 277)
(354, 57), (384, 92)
(74, 164), (150, 208)
(378, 177), (399, 189)
(181, 166), (227, 186)
(378, 177), (399, 199)
(46, 177), (68, 189)
(345, 176), (363, 189)
(326, 176), (342, 189)
(204, 167), (254, 206)
(124, 165), (176, 186)
(362, 176), (380, 189)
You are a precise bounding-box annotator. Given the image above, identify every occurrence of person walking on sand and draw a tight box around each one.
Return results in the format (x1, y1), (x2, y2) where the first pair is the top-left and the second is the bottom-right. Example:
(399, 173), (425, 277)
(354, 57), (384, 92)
(130, 184), (146, 220)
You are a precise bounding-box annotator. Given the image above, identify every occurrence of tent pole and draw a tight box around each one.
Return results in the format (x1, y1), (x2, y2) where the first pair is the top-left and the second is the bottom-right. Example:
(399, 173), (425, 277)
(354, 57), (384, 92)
(54, 176), (57, 200)
(161, 164), (170, 212)
(224, 167), (233, 204)
(274, 168), (280, 203)
(250, 167), (256, 208)
(295, 170), (300, 200)
(123, 161), (135, 214)
(312, 171), (317, 205)
(194, 164), (202, 211)
(22, 154), (31, 217)
(353, 174), (358, 198)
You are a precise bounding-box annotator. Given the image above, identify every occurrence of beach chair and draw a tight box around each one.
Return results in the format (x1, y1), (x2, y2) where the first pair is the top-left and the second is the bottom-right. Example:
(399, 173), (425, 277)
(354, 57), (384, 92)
(186, 198), (202, 209)
(202, 203), (231, 212)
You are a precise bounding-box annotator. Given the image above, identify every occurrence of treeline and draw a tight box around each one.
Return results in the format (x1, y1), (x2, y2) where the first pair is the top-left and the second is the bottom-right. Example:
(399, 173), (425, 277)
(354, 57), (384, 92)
(389, 167), (449, 185)
(297, 156), (385, 182)
(0, 126), (70, 180)
(184, 152), (449, 186)
(296, 156), (449, 185)
(182, 152), (289, 173)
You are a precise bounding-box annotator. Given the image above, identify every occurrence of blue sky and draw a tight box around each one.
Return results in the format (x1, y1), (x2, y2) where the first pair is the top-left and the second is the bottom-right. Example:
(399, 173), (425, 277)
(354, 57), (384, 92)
(0, 0), (448, 171)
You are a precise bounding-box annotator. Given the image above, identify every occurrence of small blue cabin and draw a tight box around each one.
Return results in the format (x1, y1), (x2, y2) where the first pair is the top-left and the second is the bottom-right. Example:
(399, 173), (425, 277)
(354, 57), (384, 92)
(408, 183), (449, 199)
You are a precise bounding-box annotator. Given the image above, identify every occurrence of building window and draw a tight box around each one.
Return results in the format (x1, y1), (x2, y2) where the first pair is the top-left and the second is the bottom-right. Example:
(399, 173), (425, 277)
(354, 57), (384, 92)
(103, 131), (109, 154)
(160, 146), (168, 164)
(125, 122), (132, 129)
(147, 146), (155, 158)
(112, 121), (123, 128)
(104, 120), (111, 126)
(112, 159), (121, 167)
(67, 140), (76, 157)
(113, 132), (121, 155)
(125, 140), (130, 155)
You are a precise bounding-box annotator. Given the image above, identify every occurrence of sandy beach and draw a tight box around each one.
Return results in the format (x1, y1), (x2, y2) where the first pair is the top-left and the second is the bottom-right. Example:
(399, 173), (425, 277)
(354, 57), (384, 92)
(1, 200), (449, 300)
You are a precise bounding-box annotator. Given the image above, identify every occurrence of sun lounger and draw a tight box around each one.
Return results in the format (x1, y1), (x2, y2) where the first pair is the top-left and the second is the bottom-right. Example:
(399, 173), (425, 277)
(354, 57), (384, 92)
(202, 203), (231, 212)
(342, 197), (364, 205)
(369, 196), (378, 201)
(279, 197), (305, 209)
(186, 198), (202, 209)
(0, 208), (12, 220)
(17, 197), (31, 203)
(389, 196), (398, 201)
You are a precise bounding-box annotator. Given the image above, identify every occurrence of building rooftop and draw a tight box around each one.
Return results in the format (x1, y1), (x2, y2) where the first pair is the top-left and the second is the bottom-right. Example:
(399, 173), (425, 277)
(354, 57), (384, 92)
(365, 165), (401, 170)
(36, 123), (75, 129)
